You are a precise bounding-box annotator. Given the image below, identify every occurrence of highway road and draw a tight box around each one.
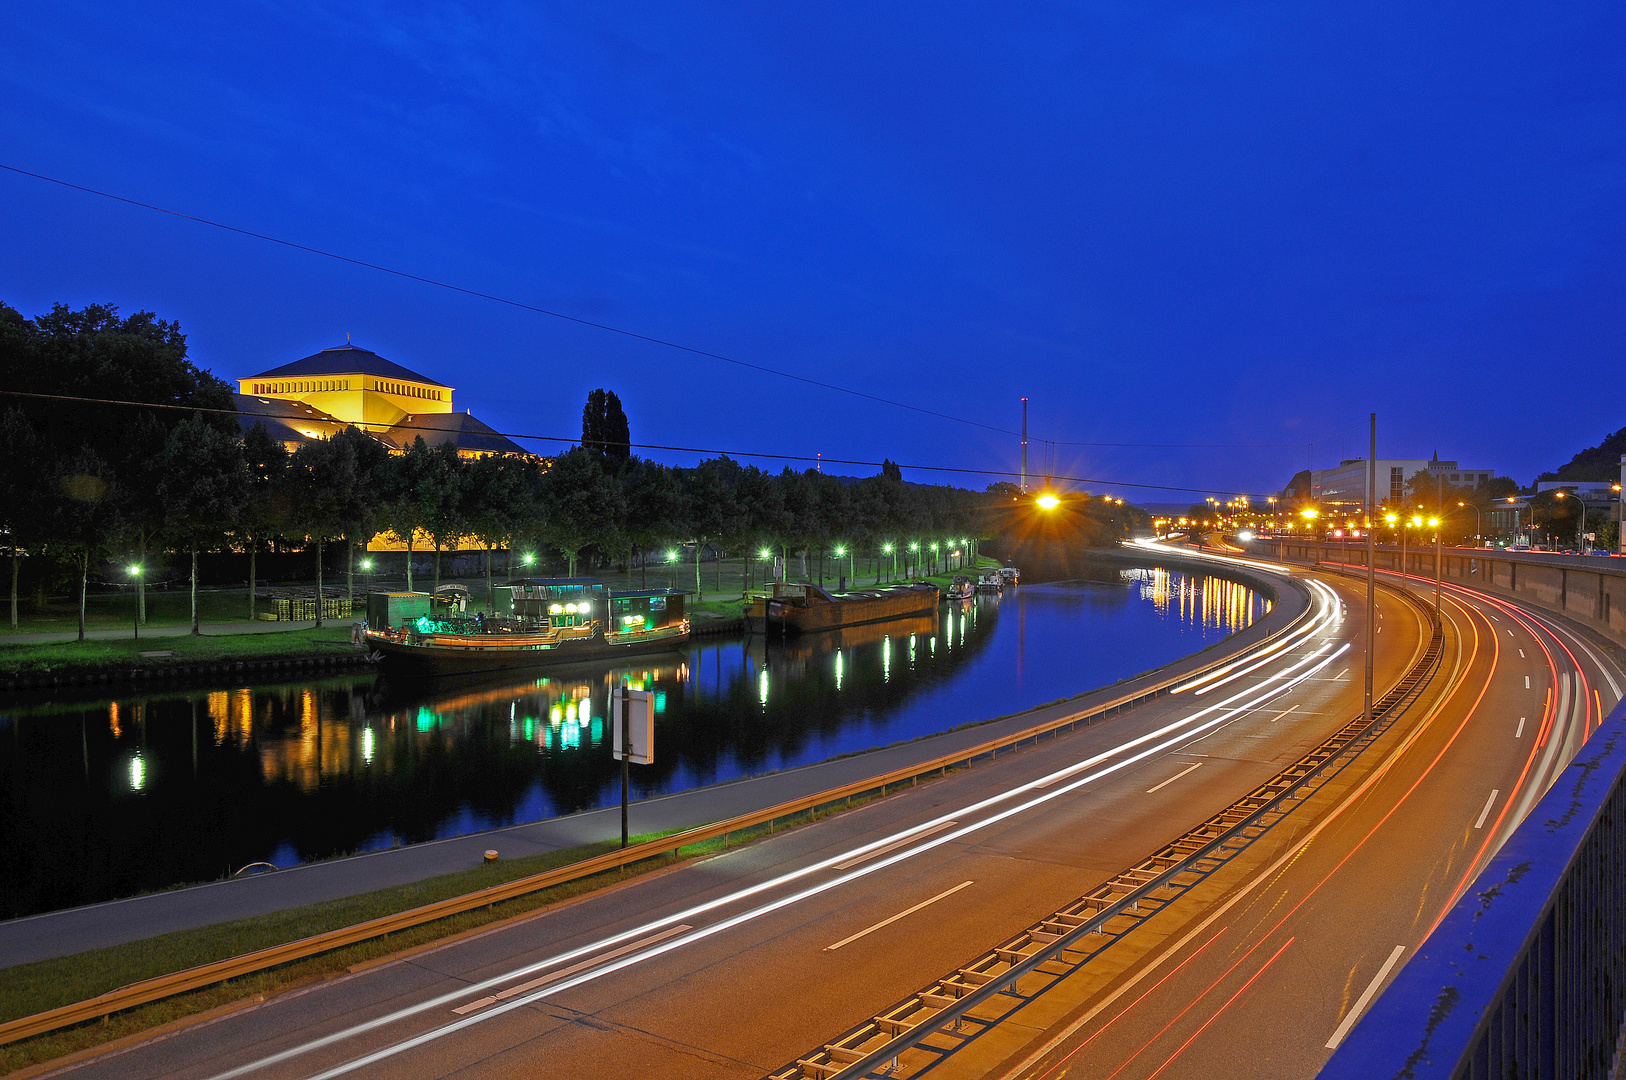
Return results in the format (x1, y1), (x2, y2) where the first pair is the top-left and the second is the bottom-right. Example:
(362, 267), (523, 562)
(33, 555), (1620, 1080)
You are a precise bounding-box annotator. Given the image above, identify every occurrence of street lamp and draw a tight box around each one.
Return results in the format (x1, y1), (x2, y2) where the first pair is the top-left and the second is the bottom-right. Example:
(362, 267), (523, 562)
(1458, 501), (1481, 547)
(1553, 490), (1586, 552)
(1428, 515), (1442, 608)
(128, 564), (142, 639)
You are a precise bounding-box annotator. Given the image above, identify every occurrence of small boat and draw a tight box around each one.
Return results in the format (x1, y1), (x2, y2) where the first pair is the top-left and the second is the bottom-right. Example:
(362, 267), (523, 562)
(975, 568), (1004, 593)
(364, 579), (690, 677)
(746, 581), (940, 635)
(999, 567), (1020, 586)
(946, 575), (975, 601)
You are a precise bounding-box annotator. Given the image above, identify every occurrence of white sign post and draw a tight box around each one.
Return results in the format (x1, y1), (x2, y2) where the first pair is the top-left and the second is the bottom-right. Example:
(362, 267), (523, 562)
(611, 683), (654, 847)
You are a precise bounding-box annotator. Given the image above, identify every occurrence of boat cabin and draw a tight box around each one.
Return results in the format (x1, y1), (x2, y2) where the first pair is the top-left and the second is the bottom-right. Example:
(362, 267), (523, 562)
(509, 578), (610, 630)
(609, 589), (688, 633)
(508, 578), (689, 635)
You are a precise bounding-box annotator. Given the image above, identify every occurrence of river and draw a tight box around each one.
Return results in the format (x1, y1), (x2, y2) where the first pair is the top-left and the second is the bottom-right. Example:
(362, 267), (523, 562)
(0, 565), (1266, 918)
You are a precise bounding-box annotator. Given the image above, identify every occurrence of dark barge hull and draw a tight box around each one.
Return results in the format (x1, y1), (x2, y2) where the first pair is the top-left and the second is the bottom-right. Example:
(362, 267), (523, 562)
(365, 630), (689, 678)
(746, 584), (941, 636)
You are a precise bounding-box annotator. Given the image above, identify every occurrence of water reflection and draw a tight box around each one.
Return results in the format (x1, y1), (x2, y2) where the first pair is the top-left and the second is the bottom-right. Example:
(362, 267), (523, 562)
(0, 569), (1264, 917)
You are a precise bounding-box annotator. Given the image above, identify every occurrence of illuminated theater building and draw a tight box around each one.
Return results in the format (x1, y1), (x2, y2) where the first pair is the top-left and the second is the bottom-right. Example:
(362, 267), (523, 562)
(235, 343), (527, 458)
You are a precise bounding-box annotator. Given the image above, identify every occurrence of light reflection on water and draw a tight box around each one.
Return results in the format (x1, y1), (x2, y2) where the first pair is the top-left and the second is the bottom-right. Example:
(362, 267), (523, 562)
(0, 568), (1263, 916)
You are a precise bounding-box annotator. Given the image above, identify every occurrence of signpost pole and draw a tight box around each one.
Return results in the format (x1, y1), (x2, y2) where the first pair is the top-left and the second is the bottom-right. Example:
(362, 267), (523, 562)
(620, 679), (630, 849)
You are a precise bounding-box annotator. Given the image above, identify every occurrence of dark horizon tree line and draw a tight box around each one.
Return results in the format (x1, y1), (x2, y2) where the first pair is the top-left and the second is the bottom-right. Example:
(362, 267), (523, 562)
(4, 301), (1144, 638)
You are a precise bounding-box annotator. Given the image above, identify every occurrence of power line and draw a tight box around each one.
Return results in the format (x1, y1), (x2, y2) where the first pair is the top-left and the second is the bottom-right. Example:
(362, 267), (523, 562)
(0, 389), (1276, 498)
(0, 162), (1020, 439)
(3, 162), (1317, 454)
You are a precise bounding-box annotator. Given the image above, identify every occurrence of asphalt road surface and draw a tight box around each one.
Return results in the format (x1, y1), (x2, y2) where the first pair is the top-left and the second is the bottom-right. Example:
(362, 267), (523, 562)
(37, 555), (1621, 1080)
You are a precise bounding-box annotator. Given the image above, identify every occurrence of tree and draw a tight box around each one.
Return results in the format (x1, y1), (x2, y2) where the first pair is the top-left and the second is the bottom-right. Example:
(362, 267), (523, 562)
(55, 448), (120, 640)
(283, 438), (354, 628)
(464, 453), (537, 608)
(621, 458), (686, 588)
(157, 416), (244, 635)
(0, 408), (45, 629)
(238, 425), (289, 619)
(329, 426), (391, 607)
(423, 443), (466, 593)
(379, 438), (436, 592)
(581, 389), (631, 462)
(539, 448), (623, 579)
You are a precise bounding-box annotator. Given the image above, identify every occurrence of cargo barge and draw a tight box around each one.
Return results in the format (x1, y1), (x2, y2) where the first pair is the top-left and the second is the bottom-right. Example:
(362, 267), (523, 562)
(745, 581), (940, 636)
(363, 579), (690, 677)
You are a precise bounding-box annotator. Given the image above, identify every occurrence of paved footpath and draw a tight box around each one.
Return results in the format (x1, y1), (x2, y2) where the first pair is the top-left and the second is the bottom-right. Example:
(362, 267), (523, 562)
(0, 570), (1304, 970)
(0, 620), (324, 645)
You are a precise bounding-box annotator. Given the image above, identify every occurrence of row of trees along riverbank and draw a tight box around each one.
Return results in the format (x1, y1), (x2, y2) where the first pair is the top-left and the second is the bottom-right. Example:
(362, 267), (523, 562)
(2, 301), (1145, 639)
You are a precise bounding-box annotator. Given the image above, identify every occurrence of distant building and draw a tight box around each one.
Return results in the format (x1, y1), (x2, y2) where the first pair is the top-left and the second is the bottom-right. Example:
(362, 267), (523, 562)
(1309, 454), (1495, 510)
(236, 343), (528, 457)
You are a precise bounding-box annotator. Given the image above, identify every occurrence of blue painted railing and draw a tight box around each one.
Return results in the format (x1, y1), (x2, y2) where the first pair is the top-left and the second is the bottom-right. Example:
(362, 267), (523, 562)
(1321, 698), (1626, 1079)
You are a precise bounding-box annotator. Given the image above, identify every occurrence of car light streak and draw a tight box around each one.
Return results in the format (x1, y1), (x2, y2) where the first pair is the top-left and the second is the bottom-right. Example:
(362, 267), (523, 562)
(217, 631), (1352, 1080)
(297, 646), (1348, 1080)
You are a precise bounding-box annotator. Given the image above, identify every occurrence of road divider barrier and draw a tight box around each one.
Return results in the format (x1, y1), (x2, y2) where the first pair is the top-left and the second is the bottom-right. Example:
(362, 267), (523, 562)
(771, 577), (1444, 1080)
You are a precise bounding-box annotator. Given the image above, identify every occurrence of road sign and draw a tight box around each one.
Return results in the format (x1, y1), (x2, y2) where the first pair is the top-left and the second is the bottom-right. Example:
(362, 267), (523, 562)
(611, 686), (654, 765)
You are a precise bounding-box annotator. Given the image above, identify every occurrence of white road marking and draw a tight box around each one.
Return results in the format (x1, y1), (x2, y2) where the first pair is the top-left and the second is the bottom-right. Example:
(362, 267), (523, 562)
(452, 924), (692, 1014)
(1146, 762), (1203, 794)
(1326, 945), (1407, 1049)
(1335, 668), (1350, 680)
(1272, 704), (1302, 723)
(834, 820), (958, 869)
(1474, 790), (1500, 830)
(1519, 649), (1525, 658)
(1525, 676), (1530, 689)
(1508, 629), (1514, 636)
(1515, 718), (1525, 738)
(825, 880), (974, 951)
(208, 603), (1355, 1080)
(1489, 613), (1499, 621)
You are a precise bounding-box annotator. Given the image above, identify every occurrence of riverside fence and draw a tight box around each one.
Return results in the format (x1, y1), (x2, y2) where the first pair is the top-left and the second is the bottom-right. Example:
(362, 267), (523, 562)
(1320, 696), (1626, 1080)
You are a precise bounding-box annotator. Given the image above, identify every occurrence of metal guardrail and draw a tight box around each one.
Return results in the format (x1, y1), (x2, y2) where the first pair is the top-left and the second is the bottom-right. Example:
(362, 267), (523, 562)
(773, 578), (1446, 1079)
(1320, 696), (1626, 1080)
(0, 568), (1314, 1047)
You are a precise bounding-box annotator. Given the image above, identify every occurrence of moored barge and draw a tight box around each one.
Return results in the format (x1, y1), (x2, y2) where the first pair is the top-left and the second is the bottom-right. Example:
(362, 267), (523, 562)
(364, 579), (690, 677)
(746, 581), (940, 636)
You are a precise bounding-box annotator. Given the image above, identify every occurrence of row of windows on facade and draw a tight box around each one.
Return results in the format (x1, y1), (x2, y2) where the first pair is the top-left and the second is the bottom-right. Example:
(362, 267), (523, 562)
(1387, 467), (1490, 500)
(252, 379), (442, 401)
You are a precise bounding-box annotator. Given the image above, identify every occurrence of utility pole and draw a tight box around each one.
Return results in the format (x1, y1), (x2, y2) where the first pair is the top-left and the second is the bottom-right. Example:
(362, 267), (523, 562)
(1435, 478), (1444, 611)
(1364, 414), (1376, 729)
(1021, 398), (1029, 493)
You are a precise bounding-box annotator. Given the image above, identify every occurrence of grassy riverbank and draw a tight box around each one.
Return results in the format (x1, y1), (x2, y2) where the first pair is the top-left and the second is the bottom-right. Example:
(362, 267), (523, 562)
(0, 626), (358, 679)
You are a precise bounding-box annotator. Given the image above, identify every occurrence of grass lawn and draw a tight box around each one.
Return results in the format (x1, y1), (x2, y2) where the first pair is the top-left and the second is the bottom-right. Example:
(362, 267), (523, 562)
(0, 626), (358, 677)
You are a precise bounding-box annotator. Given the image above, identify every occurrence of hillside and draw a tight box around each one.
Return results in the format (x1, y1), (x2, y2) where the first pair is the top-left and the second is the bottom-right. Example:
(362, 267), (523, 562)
(1536, 424), (1626, 483)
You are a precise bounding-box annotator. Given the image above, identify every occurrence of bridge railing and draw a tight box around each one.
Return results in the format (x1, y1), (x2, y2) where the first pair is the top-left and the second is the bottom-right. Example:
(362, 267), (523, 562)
(1320, 697), (1626, 1080)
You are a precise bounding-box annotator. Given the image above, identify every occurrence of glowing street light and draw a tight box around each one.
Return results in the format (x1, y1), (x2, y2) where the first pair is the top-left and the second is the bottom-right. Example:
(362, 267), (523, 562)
(128, 564), (142, 640)
(1035, 491), (1060, 510)
(521, 552), (535, 566)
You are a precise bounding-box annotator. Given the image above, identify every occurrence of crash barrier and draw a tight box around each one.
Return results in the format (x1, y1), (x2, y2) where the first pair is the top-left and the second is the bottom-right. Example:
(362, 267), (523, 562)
(1321, 697), (1626, 1080)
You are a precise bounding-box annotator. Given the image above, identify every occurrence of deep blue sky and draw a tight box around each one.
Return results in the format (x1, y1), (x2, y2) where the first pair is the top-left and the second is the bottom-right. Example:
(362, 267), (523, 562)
(2, 3), (1622, 496)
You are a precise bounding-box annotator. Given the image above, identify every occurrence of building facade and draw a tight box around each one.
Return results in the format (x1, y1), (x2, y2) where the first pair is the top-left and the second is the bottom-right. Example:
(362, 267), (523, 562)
(1310, 454), (1495, 510)
(236, 344), (527, 457)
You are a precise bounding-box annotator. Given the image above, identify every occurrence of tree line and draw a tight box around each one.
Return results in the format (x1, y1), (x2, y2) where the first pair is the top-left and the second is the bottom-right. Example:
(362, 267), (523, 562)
(3, 302), (1058, 637)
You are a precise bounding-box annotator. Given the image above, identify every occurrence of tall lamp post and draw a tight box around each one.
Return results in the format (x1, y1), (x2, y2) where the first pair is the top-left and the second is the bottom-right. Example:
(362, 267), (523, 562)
(128, 564), (142, 640)
(1553, 490), (1586, 552)
(1300, 508), (1319, 565)
(1429, 515), (1442, 609)
(1458, 501), (1481, 547)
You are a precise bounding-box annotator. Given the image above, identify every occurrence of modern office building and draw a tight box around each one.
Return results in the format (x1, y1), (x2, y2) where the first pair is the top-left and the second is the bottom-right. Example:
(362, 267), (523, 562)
(1309, 454), (1495, 510)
